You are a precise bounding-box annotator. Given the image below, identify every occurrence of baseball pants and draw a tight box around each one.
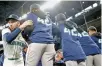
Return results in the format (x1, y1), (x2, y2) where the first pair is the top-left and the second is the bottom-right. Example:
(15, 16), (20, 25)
(86, 54), (102, 66)
(25, 43), (56, 66)
(3, 57), (24, 66)
(65, 60), (86, 66)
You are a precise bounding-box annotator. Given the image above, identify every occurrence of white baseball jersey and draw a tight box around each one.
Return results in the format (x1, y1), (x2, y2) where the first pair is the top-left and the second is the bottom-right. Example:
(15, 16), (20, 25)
(2, 28), (27, 66)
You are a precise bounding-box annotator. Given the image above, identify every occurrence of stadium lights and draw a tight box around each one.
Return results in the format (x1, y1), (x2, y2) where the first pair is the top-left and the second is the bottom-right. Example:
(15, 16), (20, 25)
(84, 6), (92, 12)
(40, 0), (61, 11)
(82, 2), (84, 4)
(66, 16), (73, 21)
(67, 2), (99, 21)
(93, 3), (98, 8)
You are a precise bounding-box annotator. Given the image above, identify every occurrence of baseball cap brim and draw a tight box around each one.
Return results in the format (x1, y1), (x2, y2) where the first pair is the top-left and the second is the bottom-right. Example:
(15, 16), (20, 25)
(6, 18), (18, 22)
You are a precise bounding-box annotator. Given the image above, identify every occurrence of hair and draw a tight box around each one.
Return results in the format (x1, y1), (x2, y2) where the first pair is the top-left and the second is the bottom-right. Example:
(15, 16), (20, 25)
(55, 13), (66, 22)
(30, 4), (40, 12)
(88, 26), (97, 32)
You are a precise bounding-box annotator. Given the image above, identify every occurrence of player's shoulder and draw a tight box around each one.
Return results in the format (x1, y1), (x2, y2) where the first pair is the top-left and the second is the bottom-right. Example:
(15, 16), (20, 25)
(2, 28), (10, 32)
(27, 12), (35, 16)
(26, 12), (37, 20)
(2, 28), (11, 35)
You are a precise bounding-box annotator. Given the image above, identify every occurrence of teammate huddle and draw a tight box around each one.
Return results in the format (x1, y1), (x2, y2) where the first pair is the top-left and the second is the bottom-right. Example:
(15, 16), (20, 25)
(1, 3), (102, 66)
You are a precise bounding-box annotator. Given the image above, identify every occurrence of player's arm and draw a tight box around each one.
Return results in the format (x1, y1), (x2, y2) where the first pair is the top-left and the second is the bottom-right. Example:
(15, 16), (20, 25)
(20, 14), (34, 40)
(3, 20), (33, 43)
(3, 28), (22, 43)
(52, 23), (62, 49)
(52, 24), (60, 37)
(52, 23), (61, 41)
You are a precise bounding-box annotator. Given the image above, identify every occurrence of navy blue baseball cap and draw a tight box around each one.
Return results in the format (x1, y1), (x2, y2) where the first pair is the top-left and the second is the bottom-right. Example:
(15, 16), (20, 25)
(6, 14), (19, 22)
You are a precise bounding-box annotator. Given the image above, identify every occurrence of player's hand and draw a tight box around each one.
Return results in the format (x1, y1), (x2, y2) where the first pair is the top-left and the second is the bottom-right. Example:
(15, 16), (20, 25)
(55, 53), (63, 62)
(23, 20), (33, 27)
(19, 20), (33, 30)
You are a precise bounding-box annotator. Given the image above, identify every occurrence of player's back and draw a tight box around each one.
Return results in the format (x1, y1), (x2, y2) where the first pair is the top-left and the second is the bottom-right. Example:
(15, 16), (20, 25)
(78, 31), (101, 56)
(26, 12), (53, 43)
(58, 23), (86, 61)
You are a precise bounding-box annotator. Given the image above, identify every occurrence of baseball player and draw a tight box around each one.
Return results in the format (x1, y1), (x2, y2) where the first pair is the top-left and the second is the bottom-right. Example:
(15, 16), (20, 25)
(21, 4), (56, 66)
(55, 13), (86, 66)
(52, 23), (61, 51)
(73, 25), (101, 66)
(77, 26), (101, 66)
(88, 26), (101, 50)
(2, 14), (33, 66)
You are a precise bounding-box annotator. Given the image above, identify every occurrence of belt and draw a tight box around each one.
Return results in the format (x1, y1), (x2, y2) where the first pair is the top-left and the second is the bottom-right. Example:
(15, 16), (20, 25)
(77, 59), (85, 64)
(8, 58), (19, 60)
(35, 42), (54, 44)
(90, 53), (100, 56)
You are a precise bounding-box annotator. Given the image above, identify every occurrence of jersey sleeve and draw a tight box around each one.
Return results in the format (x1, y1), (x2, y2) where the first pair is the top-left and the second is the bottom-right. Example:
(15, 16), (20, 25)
(2, 28), (11, 41)
(2, 28), (21, 43)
